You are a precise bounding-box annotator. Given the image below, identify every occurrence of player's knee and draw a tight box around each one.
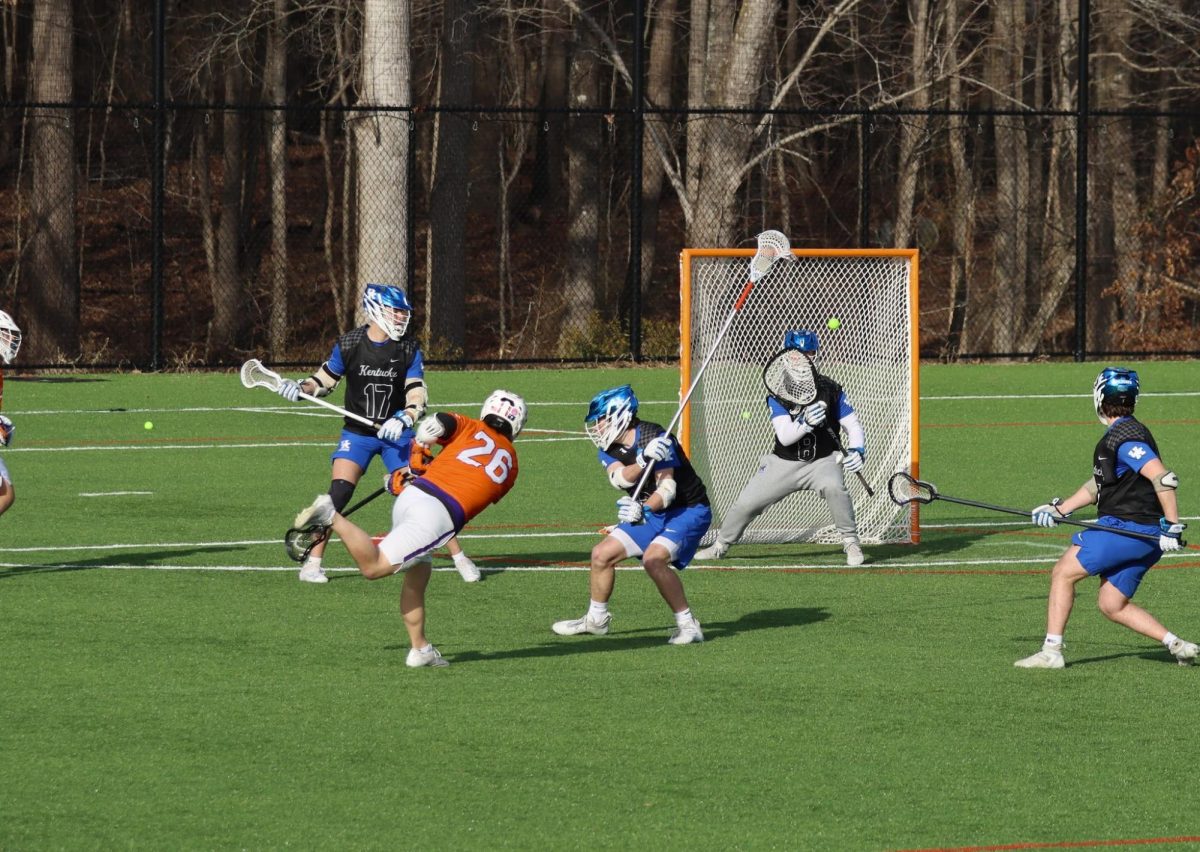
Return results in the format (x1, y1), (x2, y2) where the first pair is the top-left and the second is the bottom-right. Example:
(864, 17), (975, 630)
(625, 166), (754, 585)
(328, 478), (356, 512)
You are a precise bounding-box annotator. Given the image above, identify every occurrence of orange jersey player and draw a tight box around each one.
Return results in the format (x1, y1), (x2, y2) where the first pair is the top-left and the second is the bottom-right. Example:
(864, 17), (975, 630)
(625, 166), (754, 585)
(293, 389), (527, 668)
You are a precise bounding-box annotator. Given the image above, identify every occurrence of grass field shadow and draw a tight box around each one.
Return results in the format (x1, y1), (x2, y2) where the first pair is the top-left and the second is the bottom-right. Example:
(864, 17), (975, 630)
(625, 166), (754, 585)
(0, 546), (250, 577)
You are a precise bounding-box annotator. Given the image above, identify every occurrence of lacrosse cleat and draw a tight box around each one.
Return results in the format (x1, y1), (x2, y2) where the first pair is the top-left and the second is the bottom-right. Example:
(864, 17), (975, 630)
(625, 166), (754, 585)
(694, 539), (729, 560)
(1168, 638), (1198, 666)
(843, 540), (865, 567)
(668, 616), (705, 645)
(453, 553), (481, 583)
(552, 612), (611, 636)
(406, 645), (449, 668)
(294, 494), (335, 529)
(298, 563), (328, 584)
(1014, 643), (1065, 669)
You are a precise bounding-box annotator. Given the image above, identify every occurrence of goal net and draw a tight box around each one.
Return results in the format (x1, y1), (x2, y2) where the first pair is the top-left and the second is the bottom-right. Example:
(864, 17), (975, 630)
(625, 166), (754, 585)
(679, 248), (919, 545)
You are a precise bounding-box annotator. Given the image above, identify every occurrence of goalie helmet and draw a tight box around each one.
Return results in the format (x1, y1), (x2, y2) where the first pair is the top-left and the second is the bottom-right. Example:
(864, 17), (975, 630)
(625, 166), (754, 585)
(783, 329), (819, 352)
(362, 284), (412, 341)
(0, 310), (21, 365)
(1093, 367), (1139, 424)
(481, 389), (527, 438)
(584, 384), (638, 450)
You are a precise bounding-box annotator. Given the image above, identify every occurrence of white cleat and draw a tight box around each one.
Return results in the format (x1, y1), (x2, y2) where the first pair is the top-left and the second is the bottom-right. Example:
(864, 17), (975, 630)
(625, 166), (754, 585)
(1168, 638), (1198, 666)
(552, 612), (611, 636)
(298, 565), (328, 584)
(406, 645), (449, 668)
(668, 616), (705, 645)
(694, 540), (729, 560)
(1014, 644), (1065, 669)
(843, 541), (865, 567)
(294, 494), (335, 528)
(453, 555), (481, 583)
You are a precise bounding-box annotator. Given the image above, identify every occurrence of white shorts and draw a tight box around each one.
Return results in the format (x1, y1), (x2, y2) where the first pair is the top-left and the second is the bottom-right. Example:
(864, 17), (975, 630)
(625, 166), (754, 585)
(378, 485), (457, 572)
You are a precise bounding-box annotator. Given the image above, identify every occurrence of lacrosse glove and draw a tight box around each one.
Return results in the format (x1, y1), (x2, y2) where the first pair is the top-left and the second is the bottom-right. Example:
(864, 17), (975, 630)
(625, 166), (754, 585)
(277, 378), (301, 402)
(1032, 499), (1069, 528)
(1159, 518), (1187, 552)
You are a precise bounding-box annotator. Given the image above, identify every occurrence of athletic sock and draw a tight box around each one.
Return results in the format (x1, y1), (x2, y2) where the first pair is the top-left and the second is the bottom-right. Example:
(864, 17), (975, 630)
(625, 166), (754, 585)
(588, 600), (609, 620)
(303, 556), (323, 570)
(417, 643), (433, 654)
(674, 608), (693, 627)
(452, 551), (471, 565)
(1162, 632), (1179, 648)
(1044, 633), (1063, 649)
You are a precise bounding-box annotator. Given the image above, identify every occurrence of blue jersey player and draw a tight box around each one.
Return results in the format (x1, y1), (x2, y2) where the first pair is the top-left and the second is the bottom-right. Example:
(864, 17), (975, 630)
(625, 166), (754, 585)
(552, 385), (711, 645)
(1016, 367), (1195, 668)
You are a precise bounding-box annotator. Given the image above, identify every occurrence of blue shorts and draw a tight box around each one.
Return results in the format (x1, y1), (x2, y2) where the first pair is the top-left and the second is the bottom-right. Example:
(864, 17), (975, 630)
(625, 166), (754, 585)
(330, 428), (412, 474)
(1072, 516), (1162, 599)
(613, 503), (713, 569)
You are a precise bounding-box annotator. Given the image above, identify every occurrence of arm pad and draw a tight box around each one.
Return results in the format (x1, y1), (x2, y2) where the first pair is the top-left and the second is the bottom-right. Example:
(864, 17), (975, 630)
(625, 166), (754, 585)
(608, 464), (638, 490)
(1083, 479), (1098, 499)
(653, 477), (677, 509)
(307, 365), (339, 398)
(403, 381), (428, 421)
(1153, 470), (1179, 492)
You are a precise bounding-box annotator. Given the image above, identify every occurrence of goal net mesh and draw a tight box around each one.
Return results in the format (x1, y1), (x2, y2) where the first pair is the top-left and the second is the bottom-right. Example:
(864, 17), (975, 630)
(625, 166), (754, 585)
(681, 250), (918, 545)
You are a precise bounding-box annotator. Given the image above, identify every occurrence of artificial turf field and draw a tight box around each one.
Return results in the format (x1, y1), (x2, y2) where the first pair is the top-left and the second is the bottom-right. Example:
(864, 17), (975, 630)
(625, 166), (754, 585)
(1, 361), (1198, 851)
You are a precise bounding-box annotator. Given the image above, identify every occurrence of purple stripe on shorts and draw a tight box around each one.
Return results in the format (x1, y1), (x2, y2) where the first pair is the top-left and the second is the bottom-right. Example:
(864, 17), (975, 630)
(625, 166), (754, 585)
(412, 478), (467, 532)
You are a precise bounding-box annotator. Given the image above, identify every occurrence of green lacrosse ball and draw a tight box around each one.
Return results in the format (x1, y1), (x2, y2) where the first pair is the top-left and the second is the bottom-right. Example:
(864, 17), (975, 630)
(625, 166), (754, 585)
(143, 421), (154, 430)
(827, 317), (842, 330)
(741, 410), (752, 420)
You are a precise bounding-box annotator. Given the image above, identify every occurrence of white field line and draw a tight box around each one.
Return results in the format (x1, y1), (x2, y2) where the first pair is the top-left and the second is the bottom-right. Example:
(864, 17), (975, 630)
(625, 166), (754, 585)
(3, 434), (588, 454)
(79, 491), (154, 497)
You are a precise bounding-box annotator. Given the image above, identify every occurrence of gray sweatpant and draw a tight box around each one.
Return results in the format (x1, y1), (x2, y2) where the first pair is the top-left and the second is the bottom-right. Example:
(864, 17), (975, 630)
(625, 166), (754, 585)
(716, 453), (859, 543)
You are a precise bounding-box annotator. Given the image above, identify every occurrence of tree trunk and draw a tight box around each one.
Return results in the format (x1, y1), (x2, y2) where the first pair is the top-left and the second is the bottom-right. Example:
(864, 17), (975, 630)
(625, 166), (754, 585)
(428, 0), (477, 357)
(26, 0), (77, 362)
(944, 0), (976, 356)
(209, 64), (246, 358)
(638, 0), (678, 297)
(892, 0), (930, 249)
(266, 0), (289, 358)
(354, 0), (410, 319)
(527, 2), (567, 222)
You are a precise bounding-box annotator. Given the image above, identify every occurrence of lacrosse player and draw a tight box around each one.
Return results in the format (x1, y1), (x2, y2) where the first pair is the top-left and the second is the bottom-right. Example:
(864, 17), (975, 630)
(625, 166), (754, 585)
(695, 329), (867, 566)
(275, 284), (481, 583)
(552, 384), (710, 645)
(0, 310), (22, 518)
(292, 390), (525, 667)
(1015, 367), (1196, 669)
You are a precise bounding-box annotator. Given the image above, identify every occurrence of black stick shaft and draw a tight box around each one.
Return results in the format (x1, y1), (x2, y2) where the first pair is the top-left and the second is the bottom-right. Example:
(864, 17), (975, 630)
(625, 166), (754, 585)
(933, 493), (1166, 544)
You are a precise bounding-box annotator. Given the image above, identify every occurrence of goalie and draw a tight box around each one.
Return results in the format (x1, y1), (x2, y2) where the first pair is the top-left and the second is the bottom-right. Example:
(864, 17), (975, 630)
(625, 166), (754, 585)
(695, 329), (867, 566)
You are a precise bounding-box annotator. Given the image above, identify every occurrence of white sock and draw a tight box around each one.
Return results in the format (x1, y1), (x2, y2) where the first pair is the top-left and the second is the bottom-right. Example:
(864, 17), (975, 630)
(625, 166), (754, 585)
(417, 643), (433, 654)
(1044, 634), (1063, 648)
(1162, 632), (1179, 648)
(588, 600), (609, 619)
(453, 551), (472, 565)
(303, 555), (322, 570)
(674, 608), (693, 627)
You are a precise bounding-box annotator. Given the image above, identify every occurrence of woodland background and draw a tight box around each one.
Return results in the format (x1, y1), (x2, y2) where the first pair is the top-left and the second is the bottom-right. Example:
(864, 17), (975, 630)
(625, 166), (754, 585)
(2, 0), (1199, 368)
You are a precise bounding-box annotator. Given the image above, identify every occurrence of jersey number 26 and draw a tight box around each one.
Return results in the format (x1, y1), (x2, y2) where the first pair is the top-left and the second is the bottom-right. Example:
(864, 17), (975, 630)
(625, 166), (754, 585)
(456, 431), (515, 485)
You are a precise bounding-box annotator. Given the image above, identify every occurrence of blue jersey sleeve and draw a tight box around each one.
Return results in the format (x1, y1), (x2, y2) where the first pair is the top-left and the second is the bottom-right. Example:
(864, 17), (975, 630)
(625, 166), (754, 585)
(836, 391), (855, 420)
(767, 396), (791, 418)
(598, 448), (619, 469)
(325, 343), (345, 378)
(1115, 440), (1158, 476)
(407, 349), (424, 381)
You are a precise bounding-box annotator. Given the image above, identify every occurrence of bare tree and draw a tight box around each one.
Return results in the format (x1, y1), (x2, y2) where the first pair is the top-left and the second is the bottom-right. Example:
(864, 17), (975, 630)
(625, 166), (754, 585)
(638, 0), (680, 298)
(266, 0), (289, 358)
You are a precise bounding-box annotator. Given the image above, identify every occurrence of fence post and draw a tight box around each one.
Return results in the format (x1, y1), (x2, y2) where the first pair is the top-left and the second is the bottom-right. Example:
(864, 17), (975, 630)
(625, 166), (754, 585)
(1073, 0), (1090, 362)
(629, 0), (644, 362)
(150, 0), (166, 369)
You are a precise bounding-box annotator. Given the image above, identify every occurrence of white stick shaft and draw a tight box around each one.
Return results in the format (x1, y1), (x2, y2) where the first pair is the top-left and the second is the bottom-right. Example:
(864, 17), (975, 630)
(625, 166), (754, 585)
(297, 391), (378, 429)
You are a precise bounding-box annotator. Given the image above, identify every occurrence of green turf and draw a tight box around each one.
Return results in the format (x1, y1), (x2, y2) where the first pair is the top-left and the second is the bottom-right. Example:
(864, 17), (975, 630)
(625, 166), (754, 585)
(1, 363), (1198, 850)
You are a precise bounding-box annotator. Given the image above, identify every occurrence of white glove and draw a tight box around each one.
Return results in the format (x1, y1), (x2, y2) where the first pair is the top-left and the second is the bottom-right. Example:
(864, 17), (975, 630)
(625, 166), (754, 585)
(637, 435), (672, 467)
(414, 415), (445, 446)
(277, 378), (301, 402)
(616, 495), (644, 525)
(378, 412), (414, 442)
(1032, 499), (1069, 528)
(0, 415), (12, 447)
(1159, 519), (1186, 552)
(802, 401), (827, 428)
(842, 448), (864, 474)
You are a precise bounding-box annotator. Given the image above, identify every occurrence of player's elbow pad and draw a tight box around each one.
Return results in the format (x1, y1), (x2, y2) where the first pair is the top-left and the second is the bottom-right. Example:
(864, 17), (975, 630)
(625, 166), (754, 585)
(307, 365), (339, 398)
(404, 382), (428, 421)
(653, 478), (677, 509)
(609, 466), (638, 490)
(1153, 470), (1179, 492)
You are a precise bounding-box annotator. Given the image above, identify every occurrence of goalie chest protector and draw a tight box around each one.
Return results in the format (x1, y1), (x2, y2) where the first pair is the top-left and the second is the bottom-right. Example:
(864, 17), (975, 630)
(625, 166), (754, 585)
(772, 375), (843, 462)
(336, 325), (421, 433)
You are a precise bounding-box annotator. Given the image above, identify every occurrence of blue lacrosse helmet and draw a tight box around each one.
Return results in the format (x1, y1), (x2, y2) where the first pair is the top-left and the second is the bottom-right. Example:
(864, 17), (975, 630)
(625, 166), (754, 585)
(362, 283), (412, 341)
(584, 385), (638, 450)
(783, 329), (819, 352)
(1093, 366), (1139, 423)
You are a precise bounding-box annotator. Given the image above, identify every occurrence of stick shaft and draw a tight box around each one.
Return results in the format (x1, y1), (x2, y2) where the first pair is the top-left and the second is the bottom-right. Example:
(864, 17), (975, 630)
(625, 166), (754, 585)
(297, 390), (377, 429)
(934, 493), (1163, 543)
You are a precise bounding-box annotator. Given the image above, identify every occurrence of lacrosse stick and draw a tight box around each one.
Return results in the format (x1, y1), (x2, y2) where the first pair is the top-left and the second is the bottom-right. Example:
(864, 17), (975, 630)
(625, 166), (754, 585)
(284, 485), (388, 563)
(886, 472), (1177, 544)
(631, 230), (796, 501)
(240, 358), (378, 430)
(762, 348), (875, 496)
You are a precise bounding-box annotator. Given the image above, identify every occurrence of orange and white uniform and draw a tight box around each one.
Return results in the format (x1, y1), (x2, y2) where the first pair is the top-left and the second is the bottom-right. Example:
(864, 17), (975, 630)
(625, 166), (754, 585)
(378, 414), (519, 569)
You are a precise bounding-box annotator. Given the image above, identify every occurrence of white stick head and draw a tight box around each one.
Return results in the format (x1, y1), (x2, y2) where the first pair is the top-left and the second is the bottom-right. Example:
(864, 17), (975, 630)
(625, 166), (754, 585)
(240, 358), (282, 391)
(749, 230), (795, 282)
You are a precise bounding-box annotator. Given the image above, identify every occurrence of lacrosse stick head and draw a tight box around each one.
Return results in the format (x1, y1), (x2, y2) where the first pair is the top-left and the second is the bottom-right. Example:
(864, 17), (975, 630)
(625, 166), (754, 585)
(749, 230), (796, 282)
(762, 348), (818, 408)
(240, 358), (283, 392)
(284, 523), (330, 563)
(887, 472), (938, 506)
(1092, 366), (1139, 424)
(0, 310), (21, 364)
(362, 284), (412, 341)
(584, 384), (638, 449)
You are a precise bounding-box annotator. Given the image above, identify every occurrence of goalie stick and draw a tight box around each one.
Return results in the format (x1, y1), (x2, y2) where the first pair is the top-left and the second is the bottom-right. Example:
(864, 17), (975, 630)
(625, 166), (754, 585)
(762, 348), (875, 497)
(631, 230), (796, 502)
(887, 472), (1179, 545)
(240, 358), (378, 430)
(284, 485), (388, 563)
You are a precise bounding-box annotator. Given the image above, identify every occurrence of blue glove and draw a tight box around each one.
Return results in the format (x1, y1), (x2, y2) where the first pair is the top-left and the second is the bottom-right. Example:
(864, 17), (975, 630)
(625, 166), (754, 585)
(802, 401), (827, 428)
(1032, 499), (1069, 528)
(277, 378), (301, 402)
(1159, 518), (1186, 552)
(841, 448), (864, 474)
(0, 415), (12, 447)
(636, 435), (672, 467)
(378, 413), (414, 442)
(616, 495), (644, 525)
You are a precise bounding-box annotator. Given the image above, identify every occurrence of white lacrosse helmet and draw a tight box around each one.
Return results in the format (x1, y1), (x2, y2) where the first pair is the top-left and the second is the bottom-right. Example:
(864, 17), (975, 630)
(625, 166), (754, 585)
(362, 284), (412, 341)
(0, 310), (21, 365)
(481, 389), (527, 438)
